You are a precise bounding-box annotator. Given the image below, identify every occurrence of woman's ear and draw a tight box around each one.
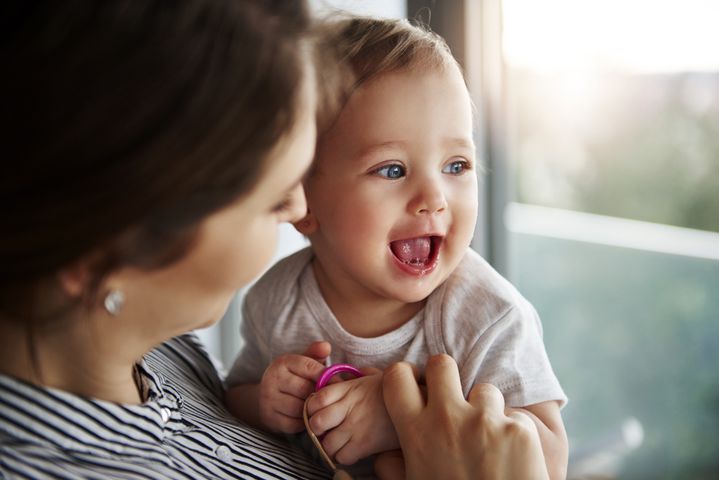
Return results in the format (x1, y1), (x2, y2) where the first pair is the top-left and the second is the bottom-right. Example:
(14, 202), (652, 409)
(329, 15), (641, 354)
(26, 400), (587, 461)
(293, 210), (319, 235)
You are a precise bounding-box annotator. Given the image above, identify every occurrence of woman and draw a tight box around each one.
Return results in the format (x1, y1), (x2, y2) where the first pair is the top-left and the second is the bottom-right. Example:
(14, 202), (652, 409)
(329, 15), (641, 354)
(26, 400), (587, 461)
(0, 1), (547, 478)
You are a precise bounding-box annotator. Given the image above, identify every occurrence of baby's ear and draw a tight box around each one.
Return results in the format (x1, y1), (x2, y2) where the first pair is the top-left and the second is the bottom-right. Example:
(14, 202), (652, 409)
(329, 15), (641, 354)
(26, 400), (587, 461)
(293, 211), (318, 235)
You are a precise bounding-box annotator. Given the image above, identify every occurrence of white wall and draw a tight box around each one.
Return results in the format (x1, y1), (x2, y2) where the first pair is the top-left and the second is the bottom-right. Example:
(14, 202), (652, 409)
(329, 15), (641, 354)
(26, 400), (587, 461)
(310, 0), (406, 18)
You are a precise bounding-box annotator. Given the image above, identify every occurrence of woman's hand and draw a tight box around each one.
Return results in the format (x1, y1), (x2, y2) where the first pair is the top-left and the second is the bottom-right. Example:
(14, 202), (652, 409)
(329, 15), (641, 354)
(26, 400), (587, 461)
(376, 354), (549, 480)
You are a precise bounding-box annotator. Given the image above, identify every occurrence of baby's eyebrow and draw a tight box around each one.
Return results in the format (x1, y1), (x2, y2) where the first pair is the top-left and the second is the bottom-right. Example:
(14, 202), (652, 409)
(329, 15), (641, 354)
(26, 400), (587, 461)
(355, 138), (475, 161)
(356, 141), (407, 161)
(443, 137), (476, 151)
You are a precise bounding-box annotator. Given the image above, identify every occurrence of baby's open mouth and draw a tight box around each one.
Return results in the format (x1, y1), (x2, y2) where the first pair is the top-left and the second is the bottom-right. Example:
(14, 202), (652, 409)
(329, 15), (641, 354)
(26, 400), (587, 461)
(389, 236), (442, 267)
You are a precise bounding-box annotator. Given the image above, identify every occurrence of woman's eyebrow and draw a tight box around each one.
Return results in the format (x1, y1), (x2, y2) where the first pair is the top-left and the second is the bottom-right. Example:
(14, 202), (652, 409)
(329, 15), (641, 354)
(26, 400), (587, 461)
(281, 179), (302, 195)
(280, 167), (312, 195)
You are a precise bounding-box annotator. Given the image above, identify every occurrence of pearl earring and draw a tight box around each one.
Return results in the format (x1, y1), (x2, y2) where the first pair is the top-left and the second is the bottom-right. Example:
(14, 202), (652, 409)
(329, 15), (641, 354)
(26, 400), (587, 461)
(104, 290), (125, 316)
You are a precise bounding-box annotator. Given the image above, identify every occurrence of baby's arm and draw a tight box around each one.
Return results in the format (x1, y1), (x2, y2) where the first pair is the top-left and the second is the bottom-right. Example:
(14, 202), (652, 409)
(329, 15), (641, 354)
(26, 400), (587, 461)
(225, 341), (330, 433)
(507, 401), (567, 480)
(305, 371), (400, 465)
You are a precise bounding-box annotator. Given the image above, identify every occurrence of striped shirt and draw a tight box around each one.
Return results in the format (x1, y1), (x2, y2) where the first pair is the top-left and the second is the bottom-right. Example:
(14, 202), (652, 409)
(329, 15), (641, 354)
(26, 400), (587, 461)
(0, 334), (331, 479)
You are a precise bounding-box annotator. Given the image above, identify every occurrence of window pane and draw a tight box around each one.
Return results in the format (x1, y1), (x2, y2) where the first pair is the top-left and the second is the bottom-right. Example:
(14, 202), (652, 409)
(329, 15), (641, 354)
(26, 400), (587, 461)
(504, 0), (719, 232)
(502, 1), (719, 477)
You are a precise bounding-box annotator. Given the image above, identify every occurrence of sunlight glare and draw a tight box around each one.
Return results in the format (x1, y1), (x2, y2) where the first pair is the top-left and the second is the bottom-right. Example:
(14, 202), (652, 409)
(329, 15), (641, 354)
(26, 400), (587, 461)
(503, 0), (719, 73)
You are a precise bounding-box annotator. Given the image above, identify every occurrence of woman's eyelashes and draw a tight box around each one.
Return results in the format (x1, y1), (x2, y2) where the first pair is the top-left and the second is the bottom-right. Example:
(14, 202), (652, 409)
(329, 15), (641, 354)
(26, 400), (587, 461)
(272, 196), (292, 214)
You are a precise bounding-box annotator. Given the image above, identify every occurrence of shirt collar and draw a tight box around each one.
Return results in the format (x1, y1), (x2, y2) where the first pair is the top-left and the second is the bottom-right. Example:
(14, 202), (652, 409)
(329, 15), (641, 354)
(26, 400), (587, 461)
(0, 359), (185, 460)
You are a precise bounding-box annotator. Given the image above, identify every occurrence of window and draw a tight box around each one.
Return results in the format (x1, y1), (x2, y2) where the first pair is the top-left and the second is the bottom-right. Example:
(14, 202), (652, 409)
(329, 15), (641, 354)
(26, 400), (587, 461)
(501, 1), (719, 477)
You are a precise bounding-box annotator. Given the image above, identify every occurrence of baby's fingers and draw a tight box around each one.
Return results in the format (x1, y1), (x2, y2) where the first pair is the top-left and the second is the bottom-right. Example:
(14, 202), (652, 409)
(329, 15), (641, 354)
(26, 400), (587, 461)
(259, 391), (308, 434)
(309, 400), (348, 436)
(271, 393), (307, 419)
(285, 354), (327, 381)
(302, 340), (331, 361)
(306, 382), (350, 415)
(278, 373), (316, 400)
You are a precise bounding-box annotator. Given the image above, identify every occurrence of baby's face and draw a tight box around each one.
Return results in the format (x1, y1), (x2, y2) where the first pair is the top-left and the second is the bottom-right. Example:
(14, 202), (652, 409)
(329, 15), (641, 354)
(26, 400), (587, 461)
(304, 65), (478, 305)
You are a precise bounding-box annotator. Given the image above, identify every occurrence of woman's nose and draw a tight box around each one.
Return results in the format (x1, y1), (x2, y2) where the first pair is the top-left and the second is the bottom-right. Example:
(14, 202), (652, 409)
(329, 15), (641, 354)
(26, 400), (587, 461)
(409, 177), (448, 215)
(284, 184), (308, 223)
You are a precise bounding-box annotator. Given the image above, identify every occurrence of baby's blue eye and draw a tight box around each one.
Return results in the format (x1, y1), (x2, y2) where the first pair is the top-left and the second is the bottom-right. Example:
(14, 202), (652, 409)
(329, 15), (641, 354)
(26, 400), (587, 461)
(375, 164), (406, 179)
(442, 160), (468, 175)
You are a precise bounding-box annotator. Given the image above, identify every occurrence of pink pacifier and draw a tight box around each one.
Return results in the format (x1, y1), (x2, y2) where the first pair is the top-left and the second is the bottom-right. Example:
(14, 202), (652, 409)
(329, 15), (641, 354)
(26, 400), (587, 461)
(315, 363), (364, 390)
(303, 363), (364, 478)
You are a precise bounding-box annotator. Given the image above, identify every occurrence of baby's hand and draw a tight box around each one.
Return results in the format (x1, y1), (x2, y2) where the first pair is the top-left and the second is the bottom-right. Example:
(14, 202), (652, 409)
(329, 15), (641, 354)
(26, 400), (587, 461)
(306, 371), (399, 465)
(258, 341), (330, 434)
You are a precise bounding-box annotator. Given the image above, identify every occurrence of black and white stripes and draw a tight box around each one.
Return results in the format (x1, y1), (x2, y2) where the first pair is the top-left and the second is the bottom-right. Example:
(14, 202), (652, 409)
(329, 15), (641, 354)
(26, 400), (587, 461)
(0, 334), (330, 479)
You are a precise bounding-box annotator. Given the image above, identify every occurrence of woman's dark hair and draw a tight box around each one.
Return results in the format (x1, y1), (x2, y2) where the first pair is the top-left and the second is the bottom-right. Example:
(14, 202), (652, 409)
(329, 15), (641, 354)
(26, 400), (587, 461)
(0, 0), (313, 316)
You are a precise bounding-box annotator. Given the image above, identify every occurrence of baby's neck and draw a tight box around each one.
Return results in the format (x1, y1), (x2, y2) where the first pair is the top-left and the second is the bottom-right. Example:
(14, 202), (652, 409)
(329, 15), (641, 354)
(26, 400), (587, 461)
(311, 261), (425, 338)
(337, 299), (425, 338)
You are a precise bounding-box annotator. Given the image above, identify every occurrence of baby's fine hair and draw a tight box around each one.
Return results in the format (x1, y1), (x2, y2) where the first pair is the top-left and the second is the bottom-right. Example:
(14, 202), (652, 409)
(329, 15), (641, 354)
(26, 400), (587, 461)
(313, 15), (464, 134)
(320, 15), (460, 94)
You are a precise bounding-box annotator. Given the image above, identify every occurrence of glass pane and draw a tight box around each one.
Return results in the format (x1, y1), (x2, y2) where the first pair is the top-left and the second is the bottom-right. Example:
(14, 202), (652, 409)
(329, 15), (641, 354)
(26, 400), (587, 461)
(503, 0), (719, 233)
(502, 1), (719, 478)
(508, 215), (719, 479)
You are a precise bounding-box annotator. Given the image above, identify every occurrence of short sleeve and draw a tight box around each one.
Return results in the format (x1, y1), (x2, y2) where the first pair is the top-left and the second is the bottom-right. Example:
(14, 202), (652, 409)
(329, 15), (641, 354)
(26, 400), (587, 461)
(460, 300), (567, 408)
(429, 249), (567, 408)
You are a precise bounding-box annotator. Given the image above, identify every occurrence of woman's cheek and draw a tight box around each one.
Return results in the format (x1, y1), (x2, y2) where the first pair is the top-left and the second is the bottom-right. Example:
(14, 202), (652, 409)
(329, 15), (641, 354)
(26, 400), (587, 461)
(237, 221), (279, 284)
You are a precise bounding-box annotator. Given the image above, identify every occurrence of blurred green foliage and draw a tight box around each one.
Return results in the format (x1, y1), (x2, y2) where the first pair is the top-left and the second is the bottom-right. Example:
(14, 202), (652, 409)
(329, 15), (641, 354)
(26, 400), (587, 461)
(573, 76), (719, 233)
(510, 72), (719, 234)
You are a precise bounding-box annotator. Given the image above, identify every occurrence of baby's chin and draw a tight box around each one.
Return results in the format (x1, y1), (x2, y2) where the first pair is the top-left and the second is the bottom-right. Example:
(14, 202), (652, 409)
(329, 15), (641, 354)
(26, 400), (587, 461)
(381, 277), (445, 305)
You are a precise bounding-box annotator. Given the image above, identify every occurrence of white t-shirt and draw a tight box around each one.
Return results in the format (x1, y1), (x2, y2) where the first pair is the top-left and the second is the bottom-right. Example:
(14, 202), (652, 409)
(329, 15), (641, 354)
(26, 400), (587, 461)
(227, 247), (566, 408)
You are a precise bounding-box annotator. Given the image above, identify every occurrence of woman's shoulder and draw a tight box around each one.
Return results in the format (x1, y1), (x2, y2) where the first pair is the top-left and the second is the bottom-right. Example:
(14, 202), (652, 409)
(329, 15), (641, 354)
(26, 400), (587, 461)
(149, 333), (214, 371)
(151, 332), (212, 361)
(145, 333), (223, 399)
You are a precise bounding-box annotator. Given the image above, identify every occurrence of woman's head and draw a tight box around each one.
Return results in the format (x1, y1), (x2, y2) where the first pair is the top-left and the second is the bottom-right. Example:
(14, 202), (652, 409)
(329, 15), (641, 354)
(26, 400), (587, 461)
(1, 0), (316, 321)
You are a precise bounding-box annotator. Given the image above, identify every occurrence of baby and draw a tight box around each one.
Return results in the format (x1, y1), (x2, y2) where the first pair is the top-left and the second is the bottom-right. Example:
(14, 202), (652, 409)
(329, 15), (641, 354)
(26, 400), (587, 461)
(226, 16), (568, 479)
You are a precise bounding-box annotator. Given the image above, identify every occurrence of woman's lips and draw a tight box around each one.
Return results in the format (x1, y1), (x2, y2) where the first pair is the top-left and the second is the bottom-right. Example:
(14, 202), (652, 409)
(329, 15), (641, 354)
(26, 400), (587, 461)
(389, 235), (442, 276)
